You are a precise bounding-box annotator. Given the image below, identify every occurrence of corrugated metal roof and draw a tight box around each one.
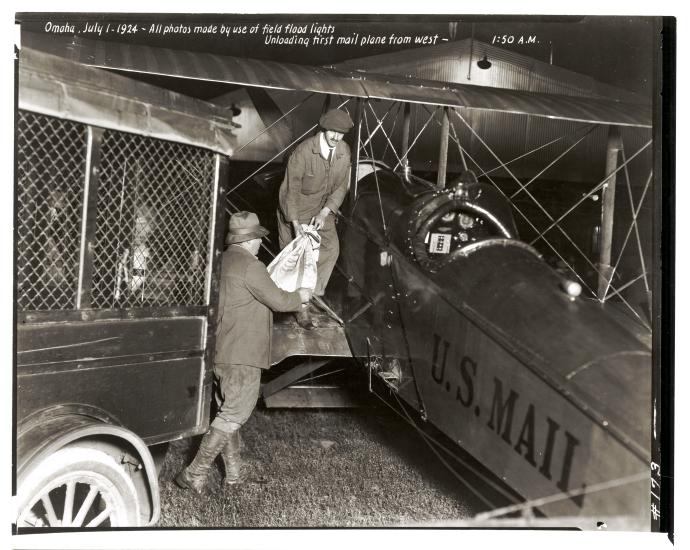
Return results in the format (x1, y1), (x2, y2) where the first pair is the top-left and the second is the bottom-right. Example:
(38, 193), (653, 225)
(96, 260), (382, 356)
(337, 38), (646, 103)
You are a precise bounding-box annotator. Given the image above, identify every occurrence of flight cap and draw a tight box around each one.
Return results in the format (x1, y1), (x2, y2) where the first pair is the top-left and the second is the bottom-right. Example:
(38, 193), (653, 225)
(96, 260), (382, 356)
(319, 109), (354, 133)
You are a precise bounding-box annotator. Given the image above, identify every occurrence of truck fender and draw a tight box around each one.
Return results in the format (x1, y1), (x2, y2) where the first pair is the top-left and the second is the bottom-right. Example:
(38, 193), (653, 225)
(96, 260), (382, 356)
(17, 405), (160, 526)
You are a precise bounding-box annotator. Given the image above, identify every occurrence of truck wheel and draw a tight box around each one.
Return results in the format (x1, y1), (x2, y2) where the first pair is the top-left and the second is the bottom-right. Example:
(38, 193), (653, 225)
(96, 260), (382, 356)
(17, 446), (141, 527)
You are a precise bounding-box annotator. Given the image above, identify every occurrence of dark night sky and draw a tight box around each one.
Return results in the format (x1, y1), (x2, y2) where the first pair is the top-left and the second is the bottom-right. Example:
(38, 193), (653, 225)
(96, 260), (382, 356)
(17, 14), (658, 98)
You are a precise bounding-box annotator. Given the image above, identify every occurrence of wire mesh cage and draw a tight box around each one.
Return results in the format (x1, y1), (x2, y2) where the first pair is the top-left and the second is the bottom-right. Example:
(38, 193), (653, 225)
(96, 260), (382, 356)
(17, 111), (87, 311)
(92, 131), (216, 309)
(17, 110), (219, 313)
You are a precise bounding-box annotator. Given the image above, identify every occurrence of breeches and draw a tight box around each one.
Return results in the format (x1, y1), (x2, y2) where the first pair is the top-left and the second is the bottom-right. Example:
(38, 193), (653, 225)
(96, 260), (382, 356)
(277, 212), (339, 297)
(211, 363), (262, 433)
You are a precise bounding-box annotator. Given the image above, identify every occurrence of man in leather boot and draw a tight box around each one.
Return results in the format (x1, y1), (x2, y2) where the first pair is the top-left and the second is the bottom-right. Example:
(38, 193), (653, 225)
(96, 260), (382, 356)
(175, 426), (229, 493)
(176, 212), (310, 491)
(220, 428), (242, 485)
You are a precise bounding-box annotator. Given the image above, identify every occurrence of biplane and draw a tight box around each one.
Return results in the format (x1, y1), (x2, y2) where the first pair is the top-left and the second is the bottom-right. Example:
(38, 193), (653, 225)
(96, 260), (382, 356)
(15, 29), (655, 531)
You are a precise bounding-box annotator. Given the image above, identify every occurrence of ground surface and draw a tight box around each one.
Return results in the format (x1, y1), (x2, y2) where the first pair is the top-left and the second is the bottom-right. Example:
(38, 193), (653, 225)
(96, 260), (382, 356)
(158, 399), (498, 528)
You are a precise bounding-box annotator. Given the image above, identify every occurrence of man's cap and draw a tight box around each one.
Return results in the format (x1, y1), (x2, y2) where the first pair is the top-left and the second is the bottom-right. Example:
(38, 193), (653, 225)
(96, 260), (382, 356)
(319, 109), (354, 133)
(226, 211), (269, 244)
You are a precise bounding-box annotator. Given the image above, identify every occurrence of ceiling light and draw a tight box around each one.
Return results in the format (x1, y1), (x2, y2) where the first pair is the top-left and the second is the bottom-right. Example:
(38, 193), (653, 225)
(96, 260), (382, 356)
(477, 55), (492, 70)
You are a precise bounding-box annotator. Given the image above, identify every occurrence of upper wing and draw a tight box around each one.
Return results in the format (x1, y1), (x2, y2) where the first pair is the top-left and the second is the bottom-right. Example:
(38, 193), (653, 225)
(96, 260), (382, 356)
(21, 32), (652, 128)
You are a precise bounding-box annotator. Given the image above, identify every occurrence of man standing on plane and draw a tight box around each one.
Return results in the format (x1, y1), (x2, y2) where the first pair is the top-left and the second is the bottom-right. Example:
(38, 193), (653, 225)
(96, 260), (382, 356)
(276, 108), (354, 329)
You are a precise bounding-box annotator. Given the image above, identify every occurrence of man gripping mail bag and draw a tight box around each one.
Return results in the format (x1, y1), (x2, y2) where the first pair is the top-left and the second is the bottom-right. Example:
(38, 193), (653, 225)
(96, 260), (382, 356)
(276, 108), (354, 329)
(176, 211), (311, 492)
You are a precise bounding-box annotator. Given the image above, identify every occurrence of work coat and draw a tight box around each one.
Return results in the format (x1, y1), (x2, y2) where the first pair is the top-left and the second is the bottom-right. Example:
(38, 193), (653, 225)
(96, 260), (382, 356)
(215, 245), (301, 369)
(278, 134), (350, 222)
(277, 133), (350, 295)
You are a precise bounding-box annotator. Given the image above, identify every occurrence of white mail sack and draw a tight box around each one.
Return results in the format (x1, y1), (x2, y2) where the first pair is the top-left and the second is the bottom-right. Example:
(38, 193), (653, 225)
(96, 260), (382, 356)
(267, 225), (321, 292)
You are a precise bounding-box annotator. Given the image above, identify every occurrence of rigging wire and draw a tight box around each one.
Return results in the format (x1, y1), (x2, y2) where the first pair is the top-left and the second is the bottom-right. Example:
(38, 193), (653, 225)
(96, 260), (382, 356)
(362, 107), (388, 233)
(453, 110), (611, 280)
(608, 170), (653, 298)
(358, 101), (399, 154)
(422, 104), (596, 185)
(476, 470), (648, 521)
(392, 106), (439, 172)
(448, 116), (468, 171)
(604, 272), (648, 302)
(379, 102), (403, 164)
(300, 367), (346, 384)
(618, 147), (652, 296)
(440, 108), (598, 200)
(365, 101), (405, 170)
(434, 116), (598, 297)
(523, 139), (654, 327)
(379, 389), (499, 510)
(528, 139), (652, 244)
(479, 130), (588, 179)
(368, 382), (517, 509)
(425, 106), (594, 284)
(385, 257), (428, 421)
(449, 108), (652, 327)
(226, 98), (352, 196)
(234, 92), (316, 154)
(508, 125), (599, 199)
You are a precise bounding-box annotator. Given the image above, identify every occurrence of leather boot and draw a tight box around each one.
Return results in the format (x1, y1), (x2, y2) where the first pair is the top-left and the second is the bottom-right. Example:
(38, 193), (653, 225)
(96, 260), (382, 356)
(220, 429), (243, 485)
(295, 305), (316, 330)
(175, 427), (228, 494)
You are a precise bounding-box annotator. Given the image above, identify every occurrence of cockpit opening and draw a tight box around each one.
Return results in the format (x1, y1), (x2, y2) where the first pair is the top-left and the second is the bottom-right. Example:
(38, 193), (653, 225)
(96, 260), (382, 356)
(407, 172), (522, 272)
(424, 207), (499, 255)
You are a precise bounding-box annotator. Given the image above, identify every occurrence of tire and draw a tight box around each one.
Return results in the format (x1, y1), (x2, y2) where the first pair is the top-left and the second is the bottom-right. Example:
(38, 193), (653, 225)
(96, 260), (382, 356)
(16, 446), (141, 528)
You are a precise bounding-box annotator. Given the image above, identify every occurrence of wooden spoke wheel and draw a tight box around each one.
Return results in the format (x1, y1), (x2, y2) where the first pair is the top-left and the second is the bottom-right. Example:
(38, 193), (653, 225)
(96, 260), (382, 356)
(17, 446), (140, 528)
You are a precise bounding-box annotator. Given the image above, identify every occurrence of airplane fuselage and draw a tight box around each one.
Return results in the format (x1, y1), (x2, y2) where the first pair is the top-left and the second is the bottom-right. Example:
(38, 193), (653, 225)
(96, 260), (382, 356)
(340, 167), (650, 528)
